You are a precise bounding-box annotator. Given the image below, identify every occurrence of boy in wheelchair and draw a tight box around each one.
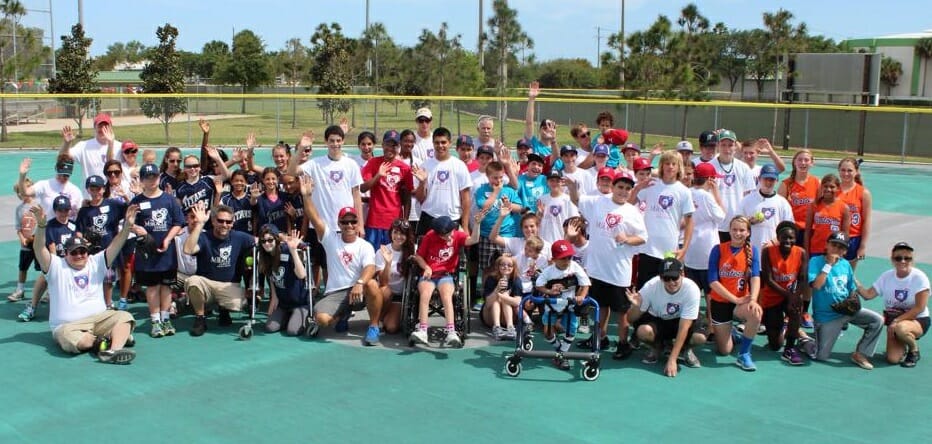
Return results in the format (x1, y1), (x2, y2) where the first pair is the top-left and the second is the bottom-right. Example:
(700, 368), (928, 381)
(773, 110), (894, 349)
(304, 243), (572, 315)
(409, 215), (480, 347)
(535, 240), (591, 370)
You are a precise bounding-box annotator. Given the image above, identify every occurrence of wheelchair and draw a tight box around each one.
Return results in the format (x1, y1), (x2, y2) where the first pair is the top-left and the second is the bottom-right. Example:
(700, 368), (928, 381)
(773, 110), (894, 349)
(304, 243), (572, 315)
(400, 253), (470, 347)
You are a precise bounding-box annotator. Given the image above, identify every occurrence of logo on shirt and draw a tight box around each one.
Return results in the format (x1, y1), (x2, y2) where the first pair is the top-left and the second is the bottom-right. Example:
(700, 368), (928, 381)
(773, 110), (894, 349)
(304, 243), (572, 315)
(851, 212), (861, 226)
(604, 213), (622, 229)
(212, 246), (233, 268)
(340, 250), (354, 266)
(92, 214), (108, 232)
(329, 170), (344, 183)
(436, 246), (454, 263)
(724, 174), (736, 186)
(762, 207), (775, 220)
(382, 172), (400, 191)
(894, 289), (909, 302)
(436, 170), (450, 183)
(549, 205), (562, 217)
(658, 195), (673, 210)
(272, 266), (285, 289)
(74, 274), (89, 289)
(149, 207), (169, 231)
(665, 302), (680, 316)
(427, 148), (435, 158)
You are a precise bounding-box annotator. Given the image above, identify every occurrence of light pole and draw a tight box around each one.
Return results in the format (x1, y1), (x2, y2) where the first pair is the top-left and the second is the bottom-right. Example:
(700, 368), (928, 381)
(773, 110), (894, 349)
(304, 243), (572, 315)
(28, 0), (55, 76)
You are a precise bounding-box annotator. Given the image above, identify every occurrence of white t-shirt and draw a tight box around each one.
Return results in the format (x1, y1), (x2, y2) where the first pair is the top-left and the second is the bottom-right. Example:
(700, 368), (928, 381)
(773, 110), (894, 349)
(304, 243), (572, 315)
(639, 275), (701, 321)
(47, 252), (108, 331)
(739, 191), (794, 248)
(174, 228), (198, 275)
(535, 261), (591, 311)
(684, 188), (726, 270)
(563, 168), (597, 197)
(320, 228), (375, 294)
(515, 251), (550, 294)
(749, 164), (763, 187)
(503, 237), (552, 261)
(536, 193), (579, 245)
(69, 137), (118, 188)
(400, 156), (422, 221)
(420, 156), (472, 219)
(577, 195), (647, 287)
(301, 154), (363, 232)
(710, 157), (756, 232)
(638, 179), (694, 259)
(413, 133), (434, 165)
(374, 247), (405, 295)
(872, 268), (931, 318)
(32, 179), (83, 221)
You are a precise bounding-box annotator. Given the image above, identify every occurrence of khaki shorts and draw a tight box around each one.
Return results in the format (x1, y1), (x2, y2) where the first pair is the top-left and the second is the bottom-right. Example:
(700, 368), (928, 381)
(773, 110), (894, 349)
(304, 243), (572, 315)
(185, 275), (245, 311)
(53, 310), (135, 354)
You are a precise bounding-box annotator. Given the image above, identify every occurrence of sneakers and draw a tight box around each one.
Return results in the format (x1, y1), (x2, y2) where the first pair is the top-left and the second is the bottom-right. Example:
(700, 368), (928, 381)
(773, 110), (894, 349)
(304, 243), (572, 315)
(150, 321), (166, 338)
(17, 305), (35, 322)
(363, 326), (381, 346)
(116, 298), (129, 311)
(492, 325), (505, 341)
(781, 347), (805, 366)
(850, 352), (874, 370)
(577, 315), (590, 335)
(736, 353), (757, 371)
(641, 348), (659, 364)
(472, 299), (484, 312)
(409, 329), (429, 346)
(161, 319), (176, 336)
(902, 351), (921, 368)
(680, 348), (702, 368)
(504, 326), (517, 340)
(6, 288), (24, 302)
(801, 313), (814, 329)
(796, 337), (818, 360)
(577, 336), (610, 350)
(334, 316), (349, 333)
(218, 309), (233, 327)
(444, 329), (462, 347)
(98, 348), (136, 365)
(552, 356), (571, 371)
(125, 335), (136, 348)
(190, 315), (208, 337)
(612, 342), (634, 360)
(169, 301), (178, 318)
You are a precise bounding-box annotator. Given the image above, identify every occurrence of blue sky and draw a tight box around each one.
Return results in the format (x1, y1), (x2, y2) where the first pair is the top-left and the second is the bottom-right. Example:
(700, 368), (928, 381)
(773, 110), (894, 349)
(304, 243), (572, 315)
(17, 0), (932, 66)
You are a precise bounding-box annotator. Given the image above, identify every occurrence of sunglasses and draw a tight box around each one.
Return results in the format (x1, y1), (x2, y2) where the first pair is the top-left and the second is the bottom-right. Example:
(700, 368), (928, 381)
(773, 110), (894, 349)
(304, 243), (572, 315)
(303, 147), (312, 153)
(260, 238), (276, 244)
(184, 164), (200, 169)
(416, 118), (431, 123)
(124, 149), (138, 154)
(580, 132), (591, 138)
(339, 219), (359, 226)
(106, 170), (122, 176)
(662, 276), (679, 282)
(391, 220), (411, 231)
(168, 159), (181, 164)
(215, 218), (234, 225)
(893, 256), (913, 263)
(68, 248), (89, 257)
(499, 263), (515, 268)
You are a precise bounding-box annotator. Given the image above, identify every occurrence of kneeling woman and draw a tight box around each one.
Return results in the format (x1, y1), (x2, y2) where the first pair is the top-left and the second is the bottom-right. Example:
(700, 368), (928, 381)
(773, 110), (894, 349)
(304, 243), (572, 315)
(856, 242), (929, 368)
(760, 221), (810, 365)
(365, 218), (414, 334)
(258, 225), (308, 336)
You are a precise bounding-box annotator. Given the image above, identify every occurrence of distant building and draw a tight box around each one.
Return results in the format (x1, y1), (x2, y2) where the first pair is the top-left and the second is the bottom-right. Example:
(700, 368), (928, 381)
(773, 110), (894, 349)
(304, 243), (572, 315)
(842, 30), (932, 98)
(95, 70), (143, 93)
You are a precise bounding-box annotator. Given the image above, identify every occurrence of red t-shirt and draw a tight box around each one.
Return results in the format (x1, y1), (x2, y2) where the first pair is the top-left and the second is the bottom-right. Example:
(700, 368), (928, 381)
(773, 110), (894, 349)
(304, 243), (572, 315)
(362, 156), (413, 229)
(466, 159), (479, 173)
(416, 230), (466, 278)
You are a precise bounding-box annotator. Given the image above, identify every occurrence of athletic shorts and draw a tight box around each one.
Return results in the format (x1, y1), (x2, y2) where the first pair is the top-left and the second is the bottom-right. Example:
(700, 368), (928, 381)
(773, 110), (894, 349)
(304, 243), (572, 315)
(478, 236), (503, 272)
(884, 312), (931, 337)
(709, 299), (738, 325)
(316, 287), (365, 318)
(637, 254), (663, 290)
(19, 248), (39, 272)
(305, 229), (327, 269)
(589, 278), (629, 313)
(635, 313), (695, 343)
(135, 270), (178, 287)
(843, 236), (863, 261)
(364, 227), (391, 249)
(53, 310), (135, 354)
(685, 267), (710, 295)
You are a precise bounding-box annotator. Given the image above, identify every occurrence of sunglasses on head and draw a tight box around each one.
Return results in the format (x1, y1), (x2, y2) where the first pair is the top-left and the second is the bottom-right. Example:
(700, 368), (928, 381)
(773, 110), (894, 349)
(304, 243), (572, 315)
(391, 220), (411, 231)
(893, 255), (913, 263)
(68, 248), (88, 257)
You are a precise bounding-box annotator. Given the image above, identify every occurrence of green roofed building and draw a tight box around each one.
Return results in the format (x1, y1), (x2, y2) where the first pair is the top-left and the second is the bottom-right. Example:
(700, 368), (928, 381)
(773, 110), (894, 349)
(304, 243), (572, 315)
(842, 30), (932, 98)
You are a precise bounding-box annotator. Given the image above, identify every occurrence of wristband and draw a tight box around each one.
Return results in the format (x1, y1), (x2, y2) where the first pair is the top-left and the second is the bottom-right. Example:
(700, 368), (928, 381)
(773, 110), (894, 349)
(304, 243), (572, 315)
(821, 264), (832, 274)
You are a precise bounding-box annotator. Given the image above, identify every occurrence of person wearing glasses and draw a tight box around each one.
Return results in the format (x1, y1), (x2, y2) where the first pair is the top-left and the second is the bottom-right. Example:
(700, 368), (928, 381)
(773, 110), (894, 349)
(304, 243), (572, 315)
(58, 116), (118, 195)
(175, 145), (231, 214)
(17, 195), (78, 322)
(131, 164), (185, 338)
(31, 203), (140, 364)
(412, 107), (435, 164)
(158, 147), (183, 194)
(102, 160), (134, 203)
(365, 218), (415, 336)
(76, 175), (127, 310)
(855, 242), (929, 368)
(256, 225), (308, 337)
(360, 130), (413, 248)
(183, 201), (256, 337)
(116, 140), (141, 191)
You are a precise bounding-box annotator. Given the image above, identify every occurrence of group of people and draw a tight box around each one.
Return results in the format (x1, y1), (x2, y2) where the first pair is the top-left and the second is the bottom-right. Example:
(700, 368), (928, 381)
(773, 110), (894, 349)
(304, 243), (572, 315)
(7, 83), (927, 373)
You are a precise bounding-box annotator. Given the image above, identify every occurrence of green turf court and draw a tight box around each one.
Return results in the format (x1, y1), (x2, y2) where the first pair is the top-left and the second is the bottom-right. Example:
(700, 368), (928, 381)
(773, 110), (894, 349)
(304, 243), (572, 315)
(1, 150), (930, 444)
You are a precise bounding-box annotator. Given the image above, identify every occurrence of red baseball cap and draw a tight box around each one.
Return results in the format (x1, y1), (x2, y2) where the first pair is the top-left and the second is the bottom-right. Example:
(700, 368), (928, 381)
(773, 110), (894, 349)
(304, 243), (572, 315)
(338, 207), (358, 220)
(612, 170), (635, 185)
(602, 128), (629, 146)
(122, 140), (139, 152)
(631, 157), (652, 171)
(551, 239), (575, 260)
(597, 166), (615, 180)
(694, 162), (723, 179)
(94, 113), (112, 127)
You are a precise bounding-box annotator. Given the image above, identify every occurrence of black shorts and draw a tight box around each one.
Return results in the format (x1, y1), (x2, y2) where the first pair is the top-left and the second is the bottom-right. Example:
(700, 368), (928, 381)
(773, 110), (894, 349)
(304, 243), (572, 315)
(135, 270), (178, 287)
(589, 278), (629, 313)
(305, 229), (327, 269)
(709, 300), (737, 325)
(685, 267), (709, 295)
(635, 313), (695, 343)
(884, 312), (931, 338)
(636, 254), (663, 290)
(762, 302), (788, 335)
(19, 248), (39, 272)
(718, 231), (731, 243)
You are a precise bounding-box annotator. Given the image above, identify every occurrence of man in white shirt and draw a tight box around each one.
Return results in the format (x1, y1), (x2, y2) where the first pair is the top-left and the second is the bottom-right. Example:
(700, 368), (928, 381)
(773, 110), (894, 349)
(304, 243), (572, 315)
(710, 129), (756, 241)
(413, 127), (473, 237)
(412, 107), (434, 164)
(740, 164), (794, 248)
(61, 114), (119, 193)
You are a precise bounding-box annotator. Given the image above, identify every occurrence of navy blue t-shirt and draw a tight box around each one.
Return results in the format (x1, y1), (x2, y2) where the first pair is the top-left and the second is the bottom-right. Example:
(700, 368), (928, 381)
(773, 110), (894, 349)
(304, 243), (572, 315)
(255, 193), (289, 233)
(286, 192), (305, 227)
(267, 243), (308, 309)
(175, 176), (217, 213)
(195, 229), (255, 283)
(159, 173), (180, 195)
(220, 192), (253, 234)
(45, 219), (77, 257)
(76, 199), (126, 250)
(131, 191), (184, 272)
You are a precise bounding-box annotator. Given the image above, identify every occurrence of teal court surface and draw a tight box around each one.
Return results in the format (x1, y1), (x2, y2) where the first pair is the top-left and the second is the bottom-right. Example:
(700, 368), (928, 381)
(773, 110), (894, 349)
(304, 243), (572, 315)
(1, 149), (931, 443)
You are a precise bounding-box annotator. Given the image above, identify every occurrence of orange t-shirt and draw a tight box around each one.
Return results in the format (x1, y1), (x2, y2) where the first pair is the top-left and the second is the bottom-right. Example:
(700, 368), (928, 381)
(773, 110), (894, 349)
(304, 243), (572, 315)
(783, 175), (820, 228)
(760, 245), (804, 308)
(710, 243), (750, 303)
(839, 184), (864, 238)
(808, 200), (846, 254)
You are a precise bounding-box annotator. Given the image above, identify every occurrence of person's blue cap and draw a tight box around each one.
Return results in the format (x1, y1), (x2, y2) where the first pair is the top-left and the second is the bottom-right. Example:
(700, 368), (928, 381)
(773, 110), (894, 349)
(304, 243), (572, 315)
(559, 145), (578, 156)
(593, 144), (610, 156)
(382, 130), (400, 145)
(85, 175), (106, 189)
(476, 144), (495, 158)
(760, 164), (780, 180)
(53, 195), (71, 211)
(431, 216), (458, 235)
(140, 164), (159, 178)
(516, 138), (531, 148)
(456, 135), (474, 147)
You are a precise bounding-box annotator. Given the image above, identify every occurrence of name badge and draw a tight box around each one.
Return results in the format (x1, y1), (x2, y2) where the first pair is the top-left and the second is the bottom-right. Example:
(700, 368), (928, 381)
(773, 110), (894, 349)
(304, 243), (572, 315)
(140, 201), (152, 210)
(100, 205), (110, 214)
(67, 222), (76, 231)
(280, 253), (290, 262)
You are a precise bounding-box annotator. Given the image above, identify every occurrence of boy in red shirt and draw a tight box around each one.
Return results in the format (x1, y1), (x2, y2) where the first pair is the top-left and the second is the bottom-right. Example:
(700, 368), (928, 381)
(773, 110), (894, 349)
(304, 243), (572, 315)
(361, 130), (413, 247)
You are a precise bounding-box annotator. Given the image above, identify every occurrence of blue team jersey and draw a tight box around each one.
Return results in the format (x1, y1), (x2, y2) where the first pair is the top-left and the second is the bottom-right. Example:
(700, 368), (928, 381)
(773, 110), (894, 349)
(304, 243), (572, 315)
(255, 193), (289, 233)
(220, 192), (253, 234)
(175, 177), (217, 213)
(159, 173), (180, 195)
(131, 192), (184, 272)
(267, 243), (307, 309)
(808, 255), (858, 323)
(76, 199), (126, 251)
(45, 219), (77, 257)
(195, 230), (255, 283)
(474, 184), (522, 237)
(516, 173), (549, 214)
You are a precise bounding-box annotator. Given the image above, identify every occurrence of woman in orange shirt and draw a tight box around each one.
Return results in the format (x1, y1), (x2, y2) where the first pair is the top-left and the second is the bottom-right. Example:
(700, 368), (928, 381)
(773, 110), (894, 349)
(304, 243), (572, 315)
(778, 150), (819, 245)
(837, 157), (871, 270)
(706, 216), (763, 372)
(761, 221), (810, 365)
(804, 174), (850, 256)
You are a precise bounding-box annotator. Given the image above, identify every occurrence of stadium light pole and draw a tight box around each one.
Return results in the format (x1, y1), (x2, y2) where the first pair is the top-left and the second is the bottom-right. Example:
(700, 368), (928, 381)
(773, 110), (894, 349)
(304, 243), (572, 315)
(619, 0), (625, 90)
(28, 1), (56, 76)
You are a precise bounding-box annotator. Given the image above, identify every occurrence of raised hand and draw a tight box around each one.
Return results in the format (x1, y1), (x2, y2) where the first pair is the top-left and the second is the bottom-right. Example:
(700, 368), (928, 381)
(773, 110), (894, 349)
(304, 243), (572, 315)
(231, 147), (246, 164)
(124, 204), (139, 226)
(198, 119), (210, 134)
(19, 157), (31, 175)
(499, 197), (512, 218)
(298, 174), (315, 196)
(101, 125), (115, 145)
(412, 165), (427, 182)
(299, 130), (314, 148)
(129, 179), (142, 196)
(339, 117), (349, 135)
(284, 202), (296, 218)
(284, 229), (302, 251)
(61, 126), (75, 144)
(192, 201), (210, 225)
(205, 145), (222, 161)
(625, 287), (641, 307)
(249, 182), (262, 199)
(377, 161), (392, 178)
(245, 132), (257, 150)
(528, 80), (540, 99)
(650, 142), (664, 157)
(29, 204), (45, 222)
(756, 138), (773, 154)
(379, 244), (393, 263)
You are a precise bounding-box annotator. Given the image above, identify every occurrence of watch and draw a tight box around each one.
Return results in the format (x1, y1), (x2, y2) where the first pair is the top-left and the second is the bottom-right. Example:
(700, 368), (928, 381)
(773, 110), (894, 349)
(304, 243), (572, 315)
(355, 279), (365, 285)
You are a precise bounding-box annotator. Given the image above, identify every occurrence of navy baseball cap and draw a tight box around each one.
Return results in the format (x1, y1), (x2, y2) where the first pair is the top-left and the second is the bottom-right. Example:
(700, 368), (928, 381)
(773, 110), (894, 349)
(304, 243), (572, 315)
(140, 164), (160, 178)
(56, 160), (74, 176)
(382, 130), (400, 145)
(431, 216), (457, 235)
(476, 144), (495, 158)
(516, 138), (531, 148)
(456, 135), (474, 147)
(53, 195), (71, 212)
(85, 175), (106, 189)
(828, 232), (849, 249)
(63, 236), (91, 253)
(699, 131), (718, 147)
(593, 144), (610, 156)
(559, 145), (578, 156)
(760, 164), (780, 180)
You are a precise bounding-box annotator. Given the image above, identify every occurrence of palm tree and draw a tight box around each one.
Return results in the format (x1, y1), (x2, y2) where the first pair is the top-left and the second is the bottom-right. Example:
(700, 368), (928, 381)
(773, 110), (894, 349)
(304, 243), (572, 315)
(915, 37), (932, 96)
(880, 56), (903, 97)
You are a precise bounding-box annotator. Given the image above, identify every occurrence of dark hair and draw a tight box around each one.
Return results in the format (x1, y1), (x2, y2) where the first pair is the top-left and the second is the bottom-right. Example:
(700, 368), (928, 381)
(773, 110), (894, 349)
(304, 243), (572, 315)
(391, 218), (416, 278)
(102, 160), (123, 199)
(256, 225), (281, 277)
(260, 167), (281, 193)
(399, 129), (415, 141)
(595, 111), (614, 126)
(357, 131), (376, 145)
(228, 169), (248, 194)
(160, 146), (182, 173)
(324, 125), (345, 140)
(432, 127), (451, 141)
(816, 173), (841, 204)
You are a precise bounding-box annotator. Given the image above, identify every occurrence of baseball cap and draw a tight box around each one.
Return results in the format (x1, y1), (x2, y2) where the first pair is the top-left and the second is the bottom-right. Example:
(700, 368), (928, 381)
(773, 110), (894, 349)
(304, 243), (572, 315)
(338, 207), (358, 220)
(526, 153), (545, 165)
(559, 145), (578, 156)
(612, 170), (635, 185)
(694, 162), (723, 179)
(621, 143), (641, 154)
(597, 167), (615, 180)
(602, 128), (629, 146)
(516, 138), (531, 149)
(593, 144), (610, 156)
(93, 113), (112, 127)
(56, 160), (74, 176)
(456, 134), (474, 147)
(382, 130), (400, 145)
(139, 164), (159, 178)
(827, 232), (849, 248)
(63, 236), (91, 254)
(698, 131), (718, 147)
(631, 157), (652, 171)
(551, 239), (575, 260)
(718, 129), (738, 142)
(431, 216), (457, 235)
(85, 175), (106, 189)
(892, 241), (914, 252)
(547, 169), (563, 180)
(659, 257), (684, 279)
(53, 195), (71, 212)
(415, 107), (432, 120)
(476, 145), (495, 158)
(121, 140), (139, 152)
(760, 164), (780, 180)
(676, 140), (694, 153)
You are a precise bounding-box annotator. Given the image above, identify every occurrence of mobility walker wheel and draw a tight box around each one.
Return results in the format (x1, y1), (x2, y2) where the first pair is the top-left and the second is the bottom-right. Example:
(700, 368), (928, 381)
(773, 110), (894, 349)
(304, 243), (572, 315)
(504, 357), (522, 377)
(238, 324), (253, 340)
(581, 362), (600, 381)
(521, 335), (534, 351)
(305, 319), (320, 338)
